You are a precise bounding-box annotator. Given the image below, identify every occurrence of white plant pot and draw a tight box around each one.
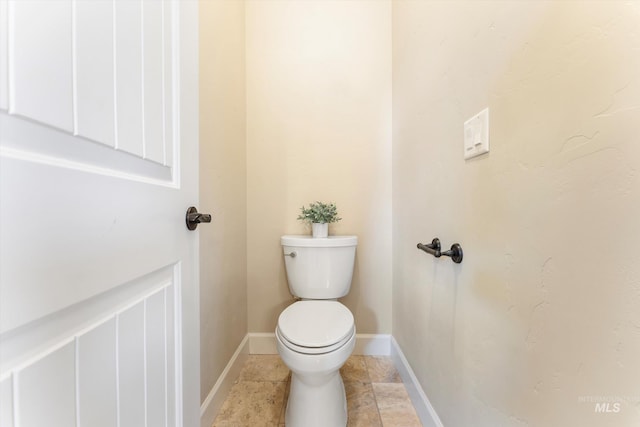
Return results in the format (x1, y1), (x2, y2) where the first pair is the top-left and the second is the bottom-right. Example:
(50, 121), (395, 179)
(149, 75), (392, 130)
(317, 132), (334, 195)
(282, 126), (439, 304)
(312, 223), (328, 238)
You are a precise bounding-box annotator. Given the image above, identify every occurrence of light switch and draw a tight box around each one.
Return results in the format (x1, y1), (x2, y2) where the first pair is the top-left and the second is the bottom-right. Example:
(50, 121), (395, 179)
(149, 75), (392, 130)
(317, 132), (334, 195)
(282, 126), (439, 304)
(464, 107), (489, 160)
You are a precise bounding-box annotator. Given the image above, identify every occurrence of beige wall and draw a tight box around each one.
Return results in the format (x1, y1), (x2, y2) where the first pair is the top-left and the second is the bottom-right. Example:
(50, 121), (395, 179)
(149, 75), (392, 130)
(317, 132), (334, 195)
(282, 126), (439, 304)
(199, 0), (247, 404)
(246, 0), (392, 334)
(393, 1), (640, 426)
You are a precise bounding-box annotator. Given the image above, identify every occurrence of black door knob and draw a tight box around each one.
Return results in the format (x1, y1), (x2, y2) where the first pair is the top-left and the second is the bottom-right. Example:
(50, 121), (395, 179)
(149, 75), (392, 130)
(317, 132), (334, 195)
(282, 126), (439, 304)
(185, 206), (212, 230)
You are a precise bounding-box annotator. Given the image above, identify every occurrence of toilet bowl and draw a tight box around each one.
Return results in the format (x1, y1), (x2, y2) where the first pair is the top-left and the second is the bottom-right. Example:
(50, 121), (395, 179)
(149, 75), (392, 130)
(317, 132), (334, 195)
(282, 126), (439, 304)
(276, 300), (356, 427)
(276, 235), (358, 427)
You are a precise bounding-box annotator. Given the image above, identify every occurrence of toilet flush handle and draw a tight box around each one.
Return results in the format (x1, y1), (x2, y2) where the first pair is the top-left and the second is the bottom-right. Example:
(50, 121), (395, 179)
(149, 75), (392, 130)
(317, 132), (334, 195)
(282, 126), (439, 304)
(284, 251), (297, 258)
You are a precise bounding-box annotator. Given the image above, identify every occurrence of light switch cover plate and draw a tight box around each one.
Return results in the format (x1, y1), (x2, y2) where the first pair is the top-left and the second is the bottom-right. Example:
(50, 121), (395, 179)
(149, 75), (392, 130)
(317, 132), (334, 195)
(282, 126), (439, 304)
(464, 107), (489, 160)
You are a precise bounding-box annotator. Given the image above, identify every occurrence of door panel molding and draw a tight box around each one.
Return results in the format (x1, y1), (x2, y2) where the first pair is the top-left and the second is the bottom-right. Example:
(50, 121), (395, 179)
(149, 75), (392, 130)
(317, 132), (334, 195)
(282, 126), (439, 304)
(5, 0), (177, 179)
(0, 114), (174, 186)
(0, 264), (181, 427)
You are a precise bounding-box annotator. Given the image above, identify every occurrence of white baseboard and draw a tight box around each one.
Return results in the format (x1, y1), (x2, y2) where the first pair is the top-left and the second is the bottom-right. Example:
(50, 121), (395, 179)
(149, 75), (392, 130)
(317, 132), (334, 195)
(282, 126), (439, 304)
(200, 334), (249, 427)
(248, 332), (391, 356)
(390, 336), (443, 427)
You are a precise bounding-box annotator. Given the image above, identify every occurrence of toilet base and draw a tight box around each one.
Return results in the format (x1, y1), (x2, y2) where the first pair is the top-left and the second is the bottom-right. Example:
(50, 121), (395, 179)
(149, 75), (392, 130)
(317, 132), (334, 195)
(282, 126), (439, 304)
(276, 312), (356, 427)
(285, 370), (347, 427)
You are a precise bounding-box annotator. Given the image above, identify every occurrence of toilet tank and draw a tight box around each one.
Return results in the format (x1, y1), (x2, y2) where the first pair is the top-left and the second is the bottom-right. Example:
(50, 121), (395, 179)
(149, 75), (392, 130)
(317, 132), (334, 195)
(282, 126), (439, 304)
(281, 235), (357, 299)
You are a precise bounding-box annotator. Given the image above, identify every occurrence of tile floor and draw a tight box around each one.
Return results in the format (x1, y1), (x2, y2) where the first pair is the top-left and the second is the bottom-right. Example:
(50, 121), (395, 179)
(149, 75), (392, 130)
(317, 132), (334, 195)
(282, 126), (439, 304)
(212, 354), (422, 427)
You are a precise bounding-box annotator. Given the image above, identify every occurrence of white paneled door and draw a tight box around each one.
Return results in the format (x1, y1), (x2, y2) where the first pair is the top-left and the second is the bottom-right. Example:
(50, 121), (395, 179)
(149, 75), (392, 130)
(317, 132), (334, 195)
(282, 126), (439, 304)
(0, 1), (200, 426)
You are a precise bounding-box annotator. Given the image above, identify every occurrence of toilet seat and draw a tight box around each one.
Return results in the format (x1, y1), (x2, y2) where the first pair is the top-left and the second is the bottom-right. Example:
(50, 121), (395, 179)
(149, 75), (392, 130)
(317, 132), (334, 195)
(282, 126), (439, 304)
(276, 326), (354, 354)
(277, 301), (355, 355)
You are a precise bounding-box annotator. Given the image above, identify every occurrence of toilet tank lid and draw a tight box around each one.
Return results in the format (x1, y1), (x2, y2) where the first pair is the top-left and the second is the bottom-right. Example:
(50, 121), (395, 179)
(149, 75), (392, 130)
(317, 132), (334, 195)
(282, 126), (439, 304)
(281, 235), (358, 247)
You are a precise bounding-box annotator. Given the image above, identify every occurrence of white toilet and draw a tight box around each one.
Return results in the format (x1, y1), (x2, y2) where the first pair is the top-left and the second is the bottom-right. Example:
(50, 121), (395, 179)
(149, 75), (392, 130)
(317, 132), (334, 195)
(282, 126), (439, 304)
(276, 235), (358, 427)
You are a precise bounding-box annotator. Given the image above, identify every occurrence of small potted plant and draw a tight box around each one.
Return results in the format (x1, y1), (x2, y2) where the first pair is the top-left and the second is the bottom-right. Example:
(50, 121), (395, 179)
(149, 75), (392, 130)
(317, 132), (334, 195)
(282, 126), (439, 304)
(297, 201), (341, 238)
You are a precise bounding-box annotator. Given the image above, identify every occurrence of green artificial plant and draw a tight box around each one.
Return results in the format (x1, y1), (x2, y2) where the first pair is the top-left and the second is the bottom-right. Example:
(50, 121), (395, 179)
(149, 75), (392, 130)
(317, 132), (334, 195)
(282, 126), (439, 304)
(297, 201), (342, 224)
